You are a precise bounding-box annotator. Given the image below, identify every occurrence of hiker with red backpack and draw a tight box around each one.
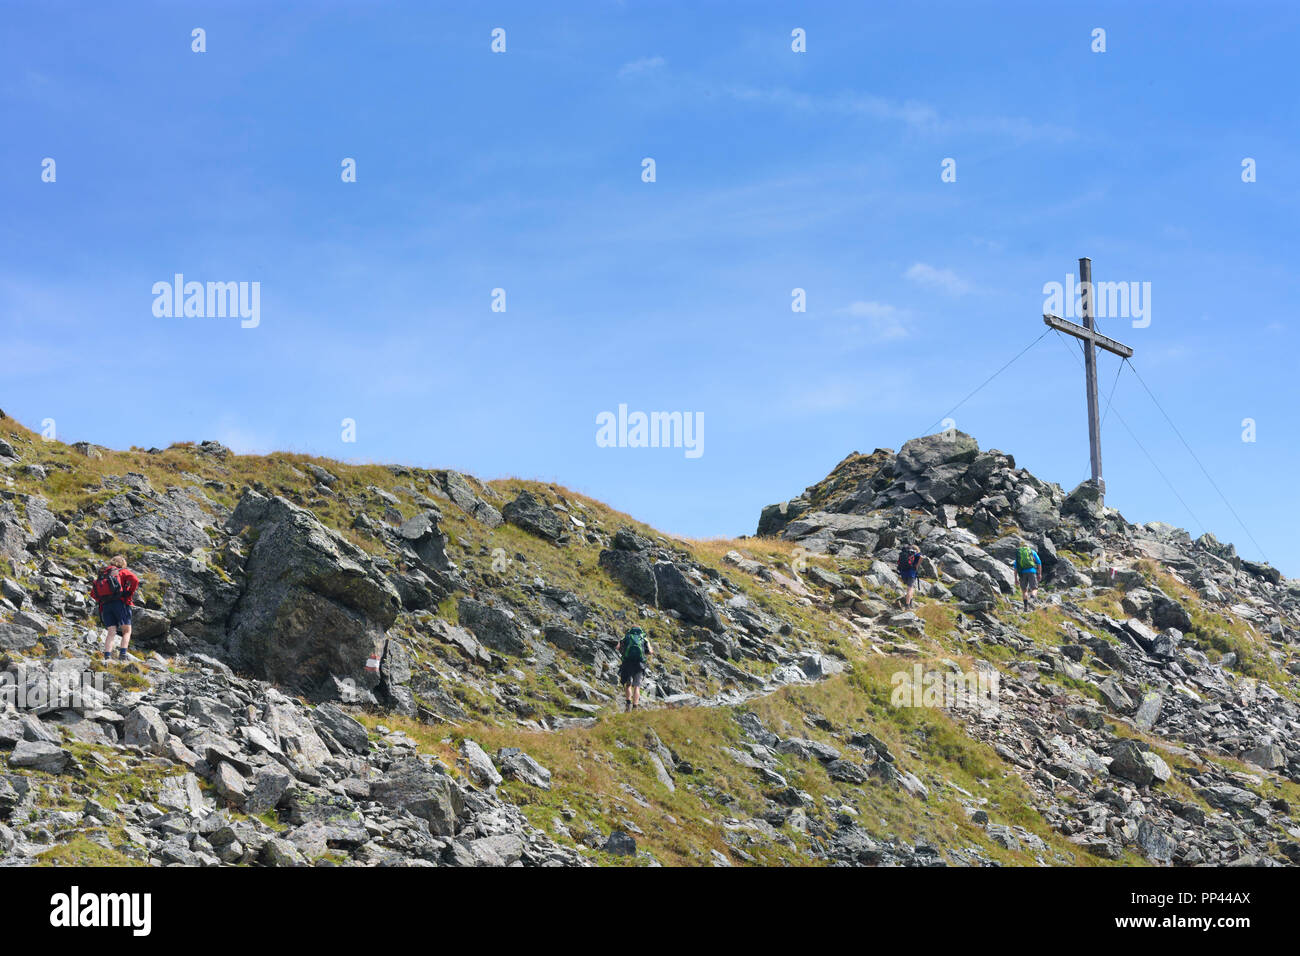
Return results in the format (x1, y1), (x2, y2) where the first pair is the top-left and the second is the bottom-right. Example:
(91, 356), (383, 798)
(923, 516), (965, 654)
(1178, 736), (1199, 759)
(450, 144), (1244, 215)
(616, 627), (653, 712)
(897, 543), (923, 609)
(90, 555), (141, 661)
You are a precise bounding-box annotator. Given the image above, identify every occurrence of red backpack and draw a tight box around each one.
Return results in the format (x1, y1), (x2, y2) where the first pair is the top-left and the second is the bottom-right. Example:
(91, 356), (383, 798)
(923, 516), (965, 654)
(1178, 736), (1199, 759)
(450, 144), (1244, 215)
(91, 567), (123, 604)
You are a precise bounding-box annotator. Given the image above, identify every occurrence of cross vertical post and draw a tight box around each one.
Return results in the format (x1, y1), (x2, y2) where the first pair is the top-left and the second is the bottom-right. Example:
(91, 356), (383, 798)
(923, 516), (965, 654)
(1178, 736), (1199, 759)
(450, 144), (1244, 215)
(1079, 257), (1104, 494)
(1041, 258), (1136, 508)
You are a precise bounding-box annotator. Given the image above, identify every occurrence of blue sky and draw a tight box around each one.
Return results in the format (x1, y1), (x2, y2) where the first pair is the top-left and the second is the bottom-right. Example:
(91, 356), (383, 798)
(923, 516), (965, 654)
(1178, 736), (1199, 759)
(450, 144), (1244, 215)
(2, 1), (1297, 575)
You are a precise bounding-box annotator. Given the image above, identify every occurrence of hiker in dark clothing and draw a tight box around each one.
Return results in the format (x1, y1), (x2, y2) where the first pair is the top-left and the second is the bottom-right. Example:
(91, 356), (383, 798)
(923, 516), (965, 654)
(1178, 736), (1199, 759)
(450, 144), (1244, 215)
(897, 543), (923, 609)
(90, 555), (141, 661)
(616, 627), (653, 712)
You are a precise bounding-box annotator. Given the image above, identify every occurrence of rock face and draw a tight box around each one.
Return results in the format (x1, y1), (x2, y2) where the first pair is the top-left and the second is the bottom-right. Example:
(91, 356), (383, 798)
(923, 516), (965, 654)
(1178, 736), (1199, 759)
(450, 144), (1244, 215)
(654, 562), (723, 631)
(502, 491), (564, 542)
(599, 548), (658, 603)
(370, 757), (466, 836)
(1, 415), (1298, 870)
(598, 527), (725, 631)
(457, 598), (528, 656)
(395, 511), (451, 572)
(225, 492), (401, 698)
(436, 471), (503, 528)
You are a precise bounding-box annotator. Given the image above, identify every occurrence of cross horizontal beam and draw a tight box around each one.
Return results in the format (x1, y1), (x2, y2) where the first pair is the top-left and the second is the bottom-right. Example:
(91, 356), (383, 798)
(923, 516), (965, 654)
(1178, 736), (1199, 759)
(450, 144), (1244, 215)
(1042, 313), (1135, 359)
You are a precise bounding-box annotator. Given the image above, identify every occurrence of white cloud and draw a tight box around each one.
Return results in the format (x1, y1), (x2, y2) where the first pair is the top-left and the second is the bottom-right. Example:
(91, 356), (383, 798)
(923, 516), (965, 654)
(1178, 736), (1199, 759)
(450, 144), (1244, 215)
(619, 56), (665, 77)
(783, 368), (910, 414)
(904, 262), (969, 295)
(837, 300), (911, 341)
(720, 85), (1075, 143)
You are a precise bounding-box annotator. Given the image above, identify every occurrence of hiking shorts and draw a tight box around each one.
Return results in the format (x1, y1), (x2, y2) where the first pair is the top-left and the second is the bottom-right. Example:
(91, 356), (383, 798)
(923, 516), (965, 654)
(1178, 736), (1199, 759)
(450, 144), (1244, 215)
(619, 662), (645, 688)
(900, 571), (918, 584)
(1019, 571), (1039, 590)
(100, 600), (132, 629)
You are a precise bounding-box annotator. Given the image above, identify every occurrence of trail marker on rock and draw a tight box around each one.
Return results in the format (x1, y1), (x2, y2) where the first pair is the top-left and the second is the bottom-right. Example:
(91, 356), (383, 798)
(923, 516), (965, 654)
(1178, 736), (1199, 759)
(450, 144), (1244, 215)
(1043, 257), (1135, 504)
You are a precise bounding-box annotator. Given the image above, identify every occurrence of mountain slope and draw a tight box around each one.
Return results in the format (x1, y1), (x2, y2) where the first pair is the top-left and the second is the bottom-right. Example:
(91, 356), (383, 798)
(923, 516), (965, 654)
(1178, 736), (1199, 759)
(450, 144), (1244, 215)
(1, 412), (1297, 867)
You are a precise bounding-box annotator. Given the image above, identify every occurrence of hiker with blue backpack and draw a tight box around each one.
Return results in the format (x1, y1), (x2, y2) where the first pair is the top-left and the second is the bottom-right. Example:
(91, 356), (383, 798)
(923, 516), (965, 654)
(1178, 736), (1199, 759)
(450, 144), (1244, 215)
(1012, 539), (1042, 611)
(617, 626), (653, 712)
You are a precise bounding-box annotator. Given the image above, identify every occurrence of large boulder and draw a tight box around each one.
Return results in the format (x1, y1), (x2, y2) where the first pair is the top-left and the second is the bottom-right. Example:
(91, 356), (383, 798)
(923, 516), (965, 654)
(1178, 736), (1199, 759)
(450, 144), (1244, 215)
(497, 748), (552, 789)
(501, 491), (564, 542)
(1063, 480), (1104, 521)
(0, 622), (40, 653)
(124, 705), (169, 752)
(653, 561), (723, 631)
(757, 498), (811, 538)
(457, 598), (527, 656)
(598, 548), (658, 603)
(20, 496), (67, 550)
(895, 431), (980, 476)
(225, 492), (401, 699)
(459, 739), (503, 788)
(132, 550), (241, 644)
(1015, 496), (1061, 533)
(98, 488), (216, 552)
(370, 757), (466, 836)
(434, 471), (503, 528)
(1108, 740), (1170, 787)
(0, 500), (29, 560)
(9, 739), (69, 773)
(394, 511), (451, 571)
(1149, 592), (1193, 632)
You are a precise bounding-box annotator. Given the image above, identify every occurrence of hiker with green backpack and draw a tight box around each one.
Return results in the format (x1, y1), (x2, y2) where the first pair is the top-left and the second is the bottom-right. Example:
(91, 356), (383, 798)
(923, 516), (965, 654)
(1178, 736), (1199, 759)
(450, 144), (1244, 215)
(1011, 539), (1042, 611)
(616, 626), (654, 712)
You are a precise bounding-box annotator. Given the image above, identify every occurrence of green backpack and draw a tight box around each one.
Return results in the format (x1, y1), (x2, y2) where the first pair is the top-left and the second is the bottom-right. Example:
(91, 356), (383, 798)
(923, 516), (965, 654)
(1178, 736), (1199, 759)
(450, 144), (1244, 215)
(1016, 546), (1036, 571)
(622, 628), (647, 664)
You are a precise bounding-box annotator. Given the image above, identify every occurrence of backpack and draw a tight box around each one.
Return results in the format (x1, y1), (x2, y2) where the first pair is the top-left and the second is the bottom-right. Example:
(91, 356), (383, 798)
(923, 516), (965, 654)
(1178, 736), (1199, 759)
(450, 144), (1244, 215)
(622, 628), (646, 665)
(1016, 546), (1036, 571)
(91, 567), (123, 604)
(897, 551), (919, 576)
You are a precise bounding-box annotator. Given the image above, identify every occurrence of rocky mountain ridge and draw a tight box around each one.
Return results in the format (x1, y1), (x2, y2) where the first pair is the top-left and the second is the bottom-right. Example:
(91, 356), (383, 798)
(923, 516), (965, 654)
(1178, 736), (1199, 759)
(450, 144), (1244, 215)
(1, 412), (1298, 867)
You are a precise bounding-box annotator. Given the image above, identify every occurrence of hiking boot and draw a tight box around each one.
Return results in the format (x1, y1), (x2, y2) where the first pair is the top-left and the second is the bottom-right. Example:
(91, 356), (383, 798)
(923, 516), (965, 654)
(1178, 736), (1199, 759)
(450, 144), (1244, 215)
(623, 699), (631, 713)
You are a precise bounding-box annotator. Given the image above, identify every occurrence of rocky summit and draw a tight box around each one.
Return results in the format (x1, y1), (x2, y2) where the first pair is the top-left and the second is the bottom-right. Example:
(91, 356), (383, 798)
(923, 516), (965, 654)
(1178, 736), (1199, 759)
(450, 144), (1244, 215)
(1, 413), (1298, 868)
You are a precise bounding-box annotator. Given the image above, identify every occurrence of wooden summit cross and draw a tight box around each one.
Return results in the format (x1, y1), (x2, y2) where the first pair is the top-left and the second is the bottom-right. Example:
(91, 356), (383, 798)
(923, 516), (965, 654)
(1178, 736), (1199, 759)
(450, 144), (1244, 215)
(1042, 257), (1135, 503)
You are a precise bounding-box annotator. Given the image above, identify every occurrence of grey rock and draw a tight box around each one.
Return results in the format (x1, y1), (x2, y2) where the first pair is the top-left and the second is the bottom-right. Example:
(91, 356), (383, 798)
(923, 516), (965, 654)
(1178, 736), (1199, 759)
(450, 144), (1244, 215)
(156, 773), (205, 815)
(213, 762), (249, 805)
(395, 511), (452, 571)
(124, 705), (169, 752)
(653, 562), (722, 631)
(9, 739), (69, 772)
(225, 491), (401, 698)
(1109, 740), (1157, 787)
(598, 548), (658, 603)
(312, 702), (370, 754)
(497, 748), (552, 790)
(604, 830), (637, 856)
(370, 758), (465, 836)
(502, 491), (565, 542)
(245, 766), (294, 815)
(1063, 480), (1104, 521)
(460, 739), (503, 788)
(1133, 692), (1163, 732)
(457, 598), (527, 656)
(895, 432), (980, 474)
(1137, 817), (1176, 863)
